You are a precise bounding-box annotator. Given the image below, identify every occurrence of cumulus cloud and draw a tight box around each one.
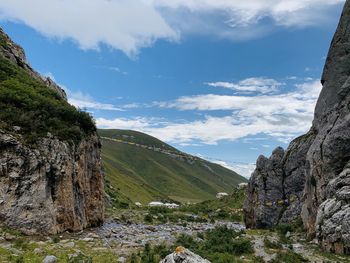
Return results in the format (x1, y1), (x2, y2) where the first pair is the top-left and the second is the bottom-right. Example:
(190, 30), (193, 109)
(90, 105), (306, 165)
(43, 72), (122, 111)
(153, 0), (344, 27)
(0, 0), (178, 56)
(206, 77), (283, 94)
(212, 161), (256, 178)
(0, 0), (344, 55)
(97, 80), (322, 144)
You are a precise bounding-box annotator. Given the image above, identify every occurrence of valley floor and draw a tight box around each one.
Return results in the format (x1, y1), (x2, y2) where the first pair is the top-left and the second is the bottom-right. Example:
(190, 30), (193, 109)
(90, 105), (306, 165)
(0, 208), (350, 263)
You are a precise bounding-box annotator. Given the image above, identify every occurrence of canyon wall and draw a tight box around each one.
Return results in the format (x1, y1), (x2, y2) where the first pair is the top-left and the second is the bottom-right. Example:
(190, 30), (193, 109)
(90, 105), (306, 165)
(244, 0), (350, 254)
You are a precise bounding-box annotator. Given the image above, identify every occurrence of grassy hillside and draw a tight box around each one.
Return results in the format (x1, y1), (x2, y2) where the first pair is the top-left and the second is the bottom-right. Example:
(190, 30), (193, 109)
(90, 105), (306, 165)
(99, 129), (247, 204)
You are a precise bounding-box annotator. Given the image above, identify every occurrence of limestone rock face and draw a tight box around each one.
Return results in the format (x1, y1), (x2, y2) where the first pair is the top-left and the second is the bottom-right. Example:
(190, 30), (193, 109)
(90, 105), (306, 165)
(244, 0), (350, 254)
(161, 248), (210, 263)
(244, 133), (314, 228)
(0, 28), (104, 234)
(0, 131), (104, 234)
(301, 0), (350, 253)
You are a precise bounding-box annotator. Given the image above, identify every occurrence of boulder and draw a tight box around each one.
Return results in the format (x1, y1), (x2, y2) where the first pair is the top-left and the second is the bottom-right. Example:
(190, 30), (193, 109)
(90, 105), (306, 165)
(160, 247), (210, 263)
(42, 255), (57, 263)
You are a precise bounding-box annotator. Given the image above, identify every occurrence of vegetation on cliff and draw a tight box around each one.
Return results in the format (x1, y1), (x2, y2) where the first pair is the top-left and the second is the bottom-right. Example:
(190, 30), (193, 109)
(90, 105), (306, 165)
(0, 57), (96, 144)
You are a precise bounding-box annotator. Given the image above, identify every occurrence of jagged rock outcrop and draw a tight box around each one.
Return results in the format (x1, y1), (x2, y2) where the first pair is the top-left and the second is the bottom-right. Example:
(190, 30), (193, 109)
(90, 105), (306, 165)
(302, 0), (350, 253)
(0, 28), (104, 234)
(244, 132), (314, 228)
(244, 0), (350, 254)
(161, 247), (210, 263)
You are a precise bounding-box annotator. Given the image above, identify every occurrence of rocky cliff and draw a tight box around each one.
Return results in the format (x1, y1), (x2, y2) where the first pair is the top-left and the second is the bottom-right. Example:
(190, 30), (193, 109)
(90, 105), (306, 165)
(0, 29), (104, 234)
(244, 0), (350, 254)
(244, 132), (314, 228)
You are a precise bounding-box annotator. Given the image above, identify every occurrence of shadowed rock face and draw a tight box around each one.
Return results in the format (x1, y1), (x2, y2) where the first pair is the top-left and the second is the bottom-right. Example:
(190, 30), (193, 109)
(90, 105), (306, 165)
(0, 28), (104, 234)
(244, 133), (314, 228)
(302, 0), (350, 253)
(245, 0), (350, 254)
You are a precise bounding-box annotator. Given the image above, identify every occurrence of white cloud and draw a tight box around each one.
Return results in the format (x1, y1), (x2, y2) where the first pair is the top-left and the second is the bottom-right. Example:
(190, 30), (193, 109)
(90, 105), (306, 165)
(107, 67), (128, 75)
(212, 160), (256, 178)
(0, 0), (344, 55)
(97, 80), (322, 145)
(152, 0), (344, 27)
(0, 0), (178, 56)
(206, 77), (283, 93)
(43, 72), (123, 111)
(68, 91), (124, 111)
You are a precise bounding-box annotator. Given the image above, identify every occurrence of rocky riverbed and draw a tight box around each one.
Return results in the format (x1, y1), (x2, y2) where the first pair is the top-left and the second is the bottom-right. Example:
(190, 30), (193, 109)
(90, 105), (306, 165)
(96, 220), (245, 247)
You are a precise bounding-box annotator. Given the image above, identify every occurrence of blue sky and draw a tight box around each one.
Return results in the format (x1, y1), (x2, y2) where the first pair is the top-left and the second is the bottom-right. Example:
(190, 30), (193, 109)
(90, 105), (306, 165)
(0, 0), (345, 177)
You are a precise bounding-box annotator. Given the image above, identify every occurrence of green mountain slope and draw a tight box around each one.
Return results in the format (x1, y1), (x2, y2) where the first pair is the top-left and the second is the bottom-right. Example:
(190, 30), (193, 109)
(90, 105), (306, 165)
(99, 129), (247, 204)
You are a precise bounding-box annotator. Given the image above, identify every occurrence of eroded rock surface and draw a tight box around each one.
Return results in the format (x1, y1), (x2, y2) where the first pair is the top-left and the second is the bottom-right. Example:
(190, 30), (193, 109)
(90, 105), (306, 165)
(0, 28), (104, 234)
(0, 131), (104, 234)
(245, 0), (350, 254)
(244, 132), (314, 228)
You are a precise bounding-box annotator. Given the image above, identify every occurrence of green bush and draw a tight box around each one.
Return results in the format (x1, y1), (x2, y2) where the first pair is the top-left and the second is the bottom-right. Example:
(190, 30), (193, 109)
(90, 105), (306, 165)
(67, 252), (93, 263)
(264, 238), (283, 249)
(144, 214), (153, 223)
(0, 57), (96, 144)
(203, 226), (253, 255)
(149, 206), (173, 215)
(132, 226), (253, 262)
(275, 224), (293, 236)
(175, 234), (199, 250)
(270, 251), (309, 263)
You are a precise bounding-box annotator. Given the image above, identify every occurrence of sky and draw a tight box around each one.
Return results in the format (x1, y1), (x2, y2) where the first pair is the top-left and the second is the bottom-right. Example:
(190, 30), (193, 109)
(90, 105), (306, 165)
(0, 0), (345, 177)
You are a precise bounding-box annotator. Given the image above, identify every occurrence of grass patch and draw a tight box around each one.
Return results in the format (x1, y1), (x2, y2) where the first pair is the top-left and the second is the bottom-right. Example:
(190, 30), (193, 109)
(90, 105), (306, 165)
(264, 237), (283, 250)
(270, 250), (309, 263)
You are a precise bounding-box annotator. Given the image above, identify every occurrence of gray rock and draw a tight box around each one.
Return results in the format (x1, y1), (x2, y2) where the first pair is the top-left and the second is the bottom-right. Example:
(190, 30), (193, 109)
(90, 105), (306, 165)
(161, 247), (210, 263)
(244, 134), (313, 228)
(0, 27), (104, 235)
(42, 255), (57, 263)
(0, 131), (104, 235)
(244, 0), (350, 254)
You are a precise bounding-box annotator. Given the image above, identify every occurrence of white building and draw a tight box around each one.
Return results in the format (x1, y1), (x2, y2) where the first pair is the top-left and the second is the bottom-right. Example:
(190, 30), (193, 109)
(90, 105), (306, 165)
(135, 202), (142, 207)
(148, 201), (164, 207)
(164, 203), (180, 209)
(216, 192), (229, 199)
(238, 183), (248, 189)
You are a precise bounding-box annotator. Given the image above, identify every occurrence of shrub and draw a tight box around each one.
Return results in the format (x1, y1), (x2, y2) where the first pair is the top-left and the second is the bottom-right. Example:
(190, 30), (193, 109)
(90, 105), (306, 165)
(203, 226), (253, 255)
(13, 238), (28, 250)
(275, 224), (293, 236)
(175, 234), (198, 250)
(149, 206), (172, 215)
(270, 251), (309, 263)
(264, 238), (282, 249)
(144, 214), (153, 223)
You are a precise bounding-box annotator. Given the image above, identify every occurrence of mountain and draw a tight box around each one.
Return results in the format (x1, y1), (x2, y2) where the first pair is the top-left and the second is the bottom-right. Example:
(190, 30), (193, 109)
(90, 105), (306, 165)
(0, 28), (104, 234)
(244, 0), (350, 254)
(99, 129), (247, 204)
